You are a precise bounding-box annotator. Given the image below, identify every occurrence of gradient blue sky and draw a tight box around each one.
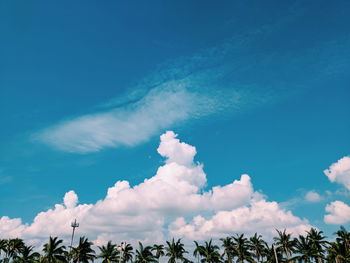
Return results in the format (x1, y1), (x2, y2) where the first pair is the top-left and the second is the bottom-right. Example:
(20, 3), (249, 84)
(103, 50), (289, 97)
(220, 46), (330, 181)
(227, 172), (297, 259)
(0, 0), (350, 243)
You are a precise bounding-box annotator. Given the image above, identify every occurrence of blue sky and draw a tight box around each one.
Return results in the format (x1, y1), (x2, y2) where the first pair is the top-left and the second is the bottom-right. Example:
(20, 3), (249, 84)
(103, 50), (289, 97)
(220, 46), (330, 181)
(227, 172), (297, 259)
(0, 0), (350, 245)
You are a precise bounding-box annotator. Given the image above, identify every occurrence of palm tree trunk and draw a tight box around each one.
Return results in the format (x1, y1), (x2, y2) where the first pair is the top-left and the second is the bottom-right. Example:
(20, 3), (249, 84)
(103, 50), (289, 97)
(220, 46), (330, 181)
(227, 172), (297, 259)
(273, 246), (278, 263)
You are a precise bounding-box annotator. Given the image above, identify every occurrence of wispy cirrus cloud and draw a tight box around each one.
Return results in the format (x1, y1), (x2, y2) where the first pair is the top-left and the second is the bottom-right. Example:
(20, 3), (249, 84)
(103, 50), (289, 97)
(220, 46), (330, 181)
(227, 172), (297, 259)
(34, 32), (272, 154)
(35, 84), (251, 153)
(33, 16), (300, 154)
(34, 16), (350, 153)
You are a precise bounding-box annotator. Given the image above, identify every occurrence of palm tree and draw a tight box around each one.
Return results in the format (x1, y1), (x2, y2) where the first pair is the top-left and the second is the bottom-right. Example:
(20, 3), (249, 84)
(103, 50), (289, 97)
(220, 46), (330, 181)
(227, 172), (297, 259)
(152, 244), (164, 263)
(292, 235), (317, 263)
(193, 241), (203, 263)
(192, 240), (221, 263)
(71, 237), (95, 263)
(334, 226), (350, 252)
(165, 239), (188, 263)
(0, 239), (8, 262)
(306, 228), (327, 263)
(263, 244), (283, 263)
(220, 237), (233, 263)
(327, 241), (350, 263)
(135, 242), (157, 263)
(13, 245), (40, 263)
(98, 241), (118, 263)
(248, 233), (266, 263)
(0, 239), (7, 259)
(121, 243), (134, 263)
(273, 229), (295, 262)
(42, 236), (68, 263)
(3, 238), (25, 263)
(232, 234), (253, 263)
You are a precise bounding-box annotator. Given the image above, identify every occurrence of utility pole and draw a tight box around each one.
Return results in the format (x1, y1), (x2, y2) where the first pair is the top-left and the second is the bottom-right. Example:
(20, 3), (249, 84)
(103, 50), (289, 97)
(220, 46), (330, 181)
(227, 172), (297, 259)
(69, 219), (79, 262)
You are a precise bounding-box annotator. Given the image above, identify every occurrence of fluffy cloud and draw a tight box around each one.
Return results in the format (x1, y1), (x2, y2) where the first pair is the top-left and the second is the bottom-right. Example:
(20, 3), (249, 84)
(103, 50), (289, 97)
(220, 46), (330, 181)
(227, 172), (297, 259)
(1, 131), (311, 246)
(0, 217), (27, 238)
(305, 190), (322, 203)
(169, 200), (311, 241)
(324, 201), (350, 224)
(323, 156), (350, 225)
(63, 190), (79, 209)
(324, 156), (350, 190)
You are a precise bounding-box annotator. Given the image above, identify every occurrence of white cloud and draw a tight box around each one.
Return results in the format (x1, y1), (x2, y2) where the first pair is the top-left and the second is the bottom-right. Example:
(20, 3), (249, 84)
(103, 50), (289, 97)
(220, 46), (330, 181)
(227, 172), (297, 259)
(63, 190), (79, 209)
(37, 86), (198, 153)
(324, 201), (350, 225)
(324, 156), (350, 190)
(323, 157), (350, 225)
(35, 30), (288, 155)
(169, 200), (311, 241)
(36, 83), (252, 154)
(1, 131), (311, 246)
(157, 131), (197, 166)
(0, 217), (27, 238)
(305, 190), (322, 203)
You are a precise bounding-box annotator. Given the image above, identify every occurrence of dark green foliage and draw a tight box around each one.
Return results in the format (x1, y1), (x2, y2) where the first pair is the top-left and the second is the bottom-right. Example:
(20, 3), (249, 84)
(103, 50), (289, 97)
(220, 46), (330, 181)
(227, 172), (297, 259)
(0, 226), (350, 263)
(135, 242), (157, 263)
(42, 236), (68, 263)
(232, 234), (254, 263)
(220, 237), (233, 263)
(71, 237), (95, 263)
(13, 245), (40, 263)
(98, 241), (118, 263)
(152, 244), (165, 263)
(121, 243), (134, 263)
(274, 229), (296, 262)
(165, 239), (188, 263)
(248, 233), (266, 263)
(193, 240), (221, 263)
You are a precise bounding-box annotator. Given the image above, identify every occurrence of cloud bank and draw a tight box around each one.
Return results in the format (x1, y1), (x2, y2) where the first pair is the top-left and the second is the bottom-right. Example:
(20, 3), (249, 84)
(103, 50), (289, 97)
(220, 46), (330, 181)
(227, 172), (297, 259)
(2, 132), (312, 247)
(324, 156), (350, 224)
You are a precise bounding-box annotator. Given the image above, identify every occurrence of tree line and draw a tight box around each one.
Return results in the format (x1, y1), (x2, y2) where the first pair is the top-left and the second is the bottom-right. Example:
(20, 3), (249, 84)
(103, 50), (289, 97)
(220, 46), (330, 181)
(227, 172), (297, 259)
(0, 226), (349, 263)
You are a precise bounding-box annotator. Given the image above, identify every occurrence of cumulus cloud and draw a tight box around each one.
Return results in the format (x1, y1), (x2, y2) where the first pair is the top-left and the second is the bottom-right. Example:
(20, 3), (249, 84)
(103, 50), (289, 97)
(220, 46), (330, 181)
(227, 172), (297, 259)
(323, 156), (350, 225)
(324, 156), (350, 190)
(0, 217), (27, 238)
(1, 131), (311, 246)
(169, 200), (311, 241)
(324, 201), (350, 225)
(305, 190), (322, 203)
(63, 190), (79, 209)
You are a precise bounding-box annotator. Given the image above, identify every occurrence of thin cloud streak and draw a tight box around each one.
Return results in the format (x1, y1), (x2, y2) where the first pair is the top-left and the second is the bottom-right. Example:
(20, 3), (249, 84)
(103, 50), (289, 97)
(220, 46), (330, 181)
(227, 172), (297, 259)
(36, 84), (247, 153)
(34, 21), (292, 153)
(34, 16), (348, 153)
